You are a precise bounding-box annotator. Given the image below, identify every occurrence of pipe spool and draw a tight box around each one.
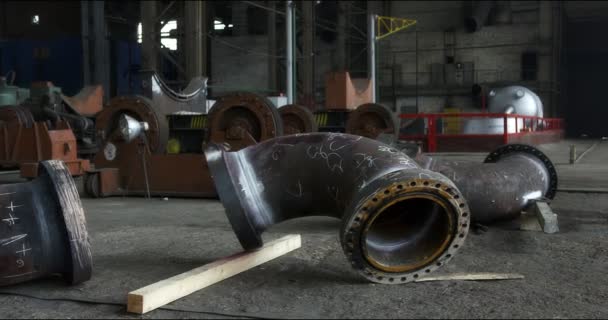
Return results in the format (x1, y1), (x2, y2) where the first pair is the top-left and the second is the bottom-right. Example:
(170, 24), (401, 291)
(205, 132), (470, 284)
(278, 104), (318, 135)
(206, 92), (283, 151)
(95, 96), (169, 155)
(416, 143), (557, 223)
(0, 160), (92, 287)
(345, 103), (399, 140)
(0, 106), (36, 128)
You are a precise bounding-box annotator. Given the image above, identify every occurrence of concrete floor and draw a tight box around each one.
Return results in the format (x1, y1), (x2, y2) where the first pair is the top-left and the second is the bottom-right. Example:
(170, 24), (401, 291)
(0, 139), (607, 319)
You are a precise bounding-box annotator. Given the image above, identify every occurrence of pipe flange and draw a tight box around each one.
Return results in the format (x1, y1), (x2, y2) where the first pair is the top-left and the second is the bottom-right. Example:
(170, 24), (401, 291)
(279, 104), (318, 135)
(345, 103), (398, 140)
(207, 92), (283, 151)
(95, 96), (169, 154)
(341, 177), (470, 284)
(39, 160), (92, 284)
(484, 144), (558, 199)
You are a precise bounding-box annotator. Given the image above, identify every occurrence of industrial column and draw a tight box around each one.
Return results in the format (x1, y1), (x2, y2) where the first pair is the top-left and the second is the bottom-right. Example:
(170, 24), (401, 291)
(301, 0), (314, 106)
(81, 0), (110, 100)
(267, 0), (277, 92)
(184, 0), (207, 79)
(286, 0), (295, 104)
(335, 1), (347, 71)
(92, 1), (110, 100)
(141, 1), (158, 71)
(368, 13), (376, 103)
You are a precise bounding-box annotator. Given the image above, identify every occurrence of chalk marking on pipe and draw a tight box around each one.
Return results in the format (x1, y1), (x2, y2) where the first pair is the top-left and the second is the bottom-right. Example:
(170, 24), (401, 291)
(0, 234), (27, 246)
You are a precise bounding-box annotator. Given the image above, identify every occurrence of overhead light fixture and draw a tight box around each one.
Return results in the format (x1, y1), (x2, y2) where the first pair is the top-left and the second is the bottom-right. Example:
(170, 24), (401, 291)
(31, 15), (40, 25)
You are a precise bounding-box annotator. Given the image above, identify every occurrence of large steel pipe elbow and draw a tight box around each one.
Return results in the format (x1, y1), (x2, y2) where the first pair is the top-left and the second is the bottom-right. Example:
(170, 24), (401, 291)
(416, 144), (557, 223)
(206, 133), (470, 284)
(0, 160), (92, 287)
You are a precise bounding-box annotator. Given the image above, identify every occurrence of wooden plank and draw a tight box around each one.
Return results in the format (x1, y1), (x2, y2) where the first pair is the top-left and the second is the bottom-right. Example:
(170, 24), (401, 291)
(127, 234), (302, 314)
(415, 272), (524, 283)
(533, 201), (559, 234)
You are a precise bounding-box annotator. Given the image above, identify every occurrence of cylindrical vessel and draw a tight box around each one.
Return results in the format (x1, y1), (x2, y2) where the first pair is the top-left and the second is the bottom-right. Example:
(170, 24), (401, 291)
(416, 144), (557, 223)
(0, 160), (92, 287)
(206, 133), (470, 284)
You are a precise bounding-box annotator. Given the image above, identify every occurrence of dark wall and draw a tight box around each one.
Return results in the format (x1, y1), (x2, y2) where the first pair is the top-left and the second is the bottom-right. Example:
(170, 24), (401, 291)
(0, 38), (83, 95)
(565, 19), (608, 138)
(1, 1), (81, 39)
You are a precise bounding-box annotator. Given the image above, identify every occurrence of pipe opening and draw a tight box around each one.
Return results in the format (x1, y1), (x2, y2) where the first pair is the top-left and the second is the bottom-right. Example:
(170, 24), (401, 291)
(363, 196), (454, 273)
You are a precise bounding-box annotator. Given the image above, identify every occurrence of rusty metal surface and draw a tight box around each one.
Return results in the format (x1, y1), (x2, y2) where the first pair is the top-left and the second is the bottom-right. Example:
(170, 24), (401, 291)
(205, 132), (470, 284)
(0, 114), (89, 177)
(0, 160), (92, 287)
(207, 92), (283, 151)
(95, 96), (169, 154)
(60, 85), (104, 117)
(139, 70), (207, 114)
(279, 104), (318, 135)
(345, 103), (399, 140)
(87, 143), (215, 198)
(416, 144), (557, 223)
(0, 106), (35, 128)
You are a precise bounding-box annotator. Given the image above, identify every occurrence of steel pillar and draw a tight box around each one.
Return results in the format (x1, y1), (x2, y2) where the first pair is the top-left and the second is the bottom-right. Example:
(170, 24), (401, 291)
(184, 0), (207, 79)
(141, 1), (159, 71)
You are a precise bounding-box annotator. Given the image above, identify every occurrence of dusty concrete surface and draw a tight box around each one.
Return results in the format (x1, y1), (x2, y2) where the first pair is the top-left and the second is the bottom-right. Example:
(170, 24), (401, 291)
(0, 139), (606, 319)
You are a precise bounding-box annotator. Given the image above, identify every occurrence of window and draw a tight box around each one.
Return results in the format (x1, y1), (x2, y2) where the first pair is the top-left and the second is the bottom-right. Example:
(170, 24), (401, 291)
(214, 19), (233, 30)
(137, 20), (178, 51)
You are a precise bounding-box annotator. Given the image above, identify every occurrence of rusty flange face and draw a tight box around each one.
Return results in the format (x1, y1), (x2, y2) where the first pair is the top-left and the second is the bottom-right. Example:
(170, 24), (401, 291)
(345, 103), (398, 140)
(279, 104), (318, 135)
(206, 92), (283, 151)
(95, 96), (169, 154)
(0, 106), (35, 128)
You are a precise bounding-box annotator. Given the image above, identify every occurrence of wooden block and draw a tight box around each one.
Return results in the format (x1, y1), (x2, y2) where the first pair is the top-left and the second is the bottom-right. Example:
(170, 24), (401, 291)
(127, 234), (302, 314)
(415, 272), (524, 282)
(519, 212), (542, 232)
(533, 201), (559, 234)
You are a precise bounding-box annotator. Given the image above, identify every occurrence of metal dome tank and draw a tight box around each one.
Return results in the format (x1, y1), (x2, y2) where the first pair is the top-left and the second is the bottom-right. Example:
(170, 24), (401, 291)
(463, 86), (543, 134)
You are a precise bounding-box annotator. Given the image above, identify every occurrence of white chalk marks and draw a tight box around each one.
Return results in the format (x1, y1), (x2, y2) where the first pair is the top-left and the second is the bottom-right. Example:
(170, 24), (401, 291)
(2, 212), (19, 226)
(306, 145), (344, 173)
(6, 201), (22, 212)
(286, 180), (303, 198)
(0, 234), (27, 247)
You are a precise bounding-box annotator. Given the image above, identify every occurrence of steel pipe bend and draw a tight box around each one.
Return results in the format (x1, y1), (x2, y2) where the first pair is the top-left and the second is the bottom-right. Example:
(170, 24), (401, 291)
(205, 132), (470, 284)
(416, 144), (557, 223)
(0, 160), (92, 287)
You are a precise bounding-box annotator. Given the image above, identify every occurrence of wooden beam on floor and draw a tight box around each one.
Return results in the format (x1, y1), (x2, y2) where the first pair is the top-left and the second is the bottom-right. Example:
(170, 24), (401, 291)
(127, 234), (302, 314)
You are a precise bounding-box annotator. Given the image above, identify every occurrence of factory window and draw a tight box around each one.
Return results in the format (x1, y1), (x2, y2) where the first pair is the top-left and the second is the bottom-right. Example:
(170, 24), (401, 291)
(31, 15), (40, 25)
(214, 19), (233, 30)
(137, 20), (178, 51)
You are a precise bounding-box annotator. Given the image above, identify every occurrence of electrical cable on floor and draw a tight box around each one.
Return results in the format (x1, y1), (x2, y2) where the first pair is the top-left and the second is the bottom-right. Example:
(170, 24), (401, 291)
(0, 291), (287, 319)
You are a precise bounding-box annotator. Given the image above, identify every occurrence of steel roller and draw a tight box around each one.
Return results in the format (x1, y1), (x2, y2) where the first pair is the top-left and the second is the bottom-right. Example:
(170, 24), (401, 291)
(279, 104), (318, 135)
(345, 103), (399, 140)
(206, 92), (283, 151)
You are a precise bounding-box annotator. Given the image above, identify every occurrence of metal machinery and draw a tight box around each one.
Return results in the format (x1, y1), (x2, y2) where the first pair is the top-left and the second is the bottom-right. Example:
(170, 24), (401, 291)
(416, 143), (558, 223)
(206, 132), (558, 284)
(85, 82), (283, 198)
(463, 85), (545, 134)
(278, 104), (318, 134)
(0, 160), (92, 287)
(0, 81), (102, 177)
(206, 132), (470, 284)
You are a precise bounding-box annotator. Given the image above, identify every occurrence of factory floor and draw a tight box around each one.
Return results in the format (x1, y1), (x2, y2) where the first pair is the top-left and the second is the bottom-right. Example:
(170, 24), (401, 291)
(0, 139), (607, 319)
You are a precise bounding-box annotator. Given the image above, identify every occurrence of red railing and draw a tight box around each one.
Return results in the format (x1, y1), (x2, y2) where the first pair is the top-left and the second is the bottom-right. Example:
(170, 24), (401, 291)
(398, 113), (564, 152)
